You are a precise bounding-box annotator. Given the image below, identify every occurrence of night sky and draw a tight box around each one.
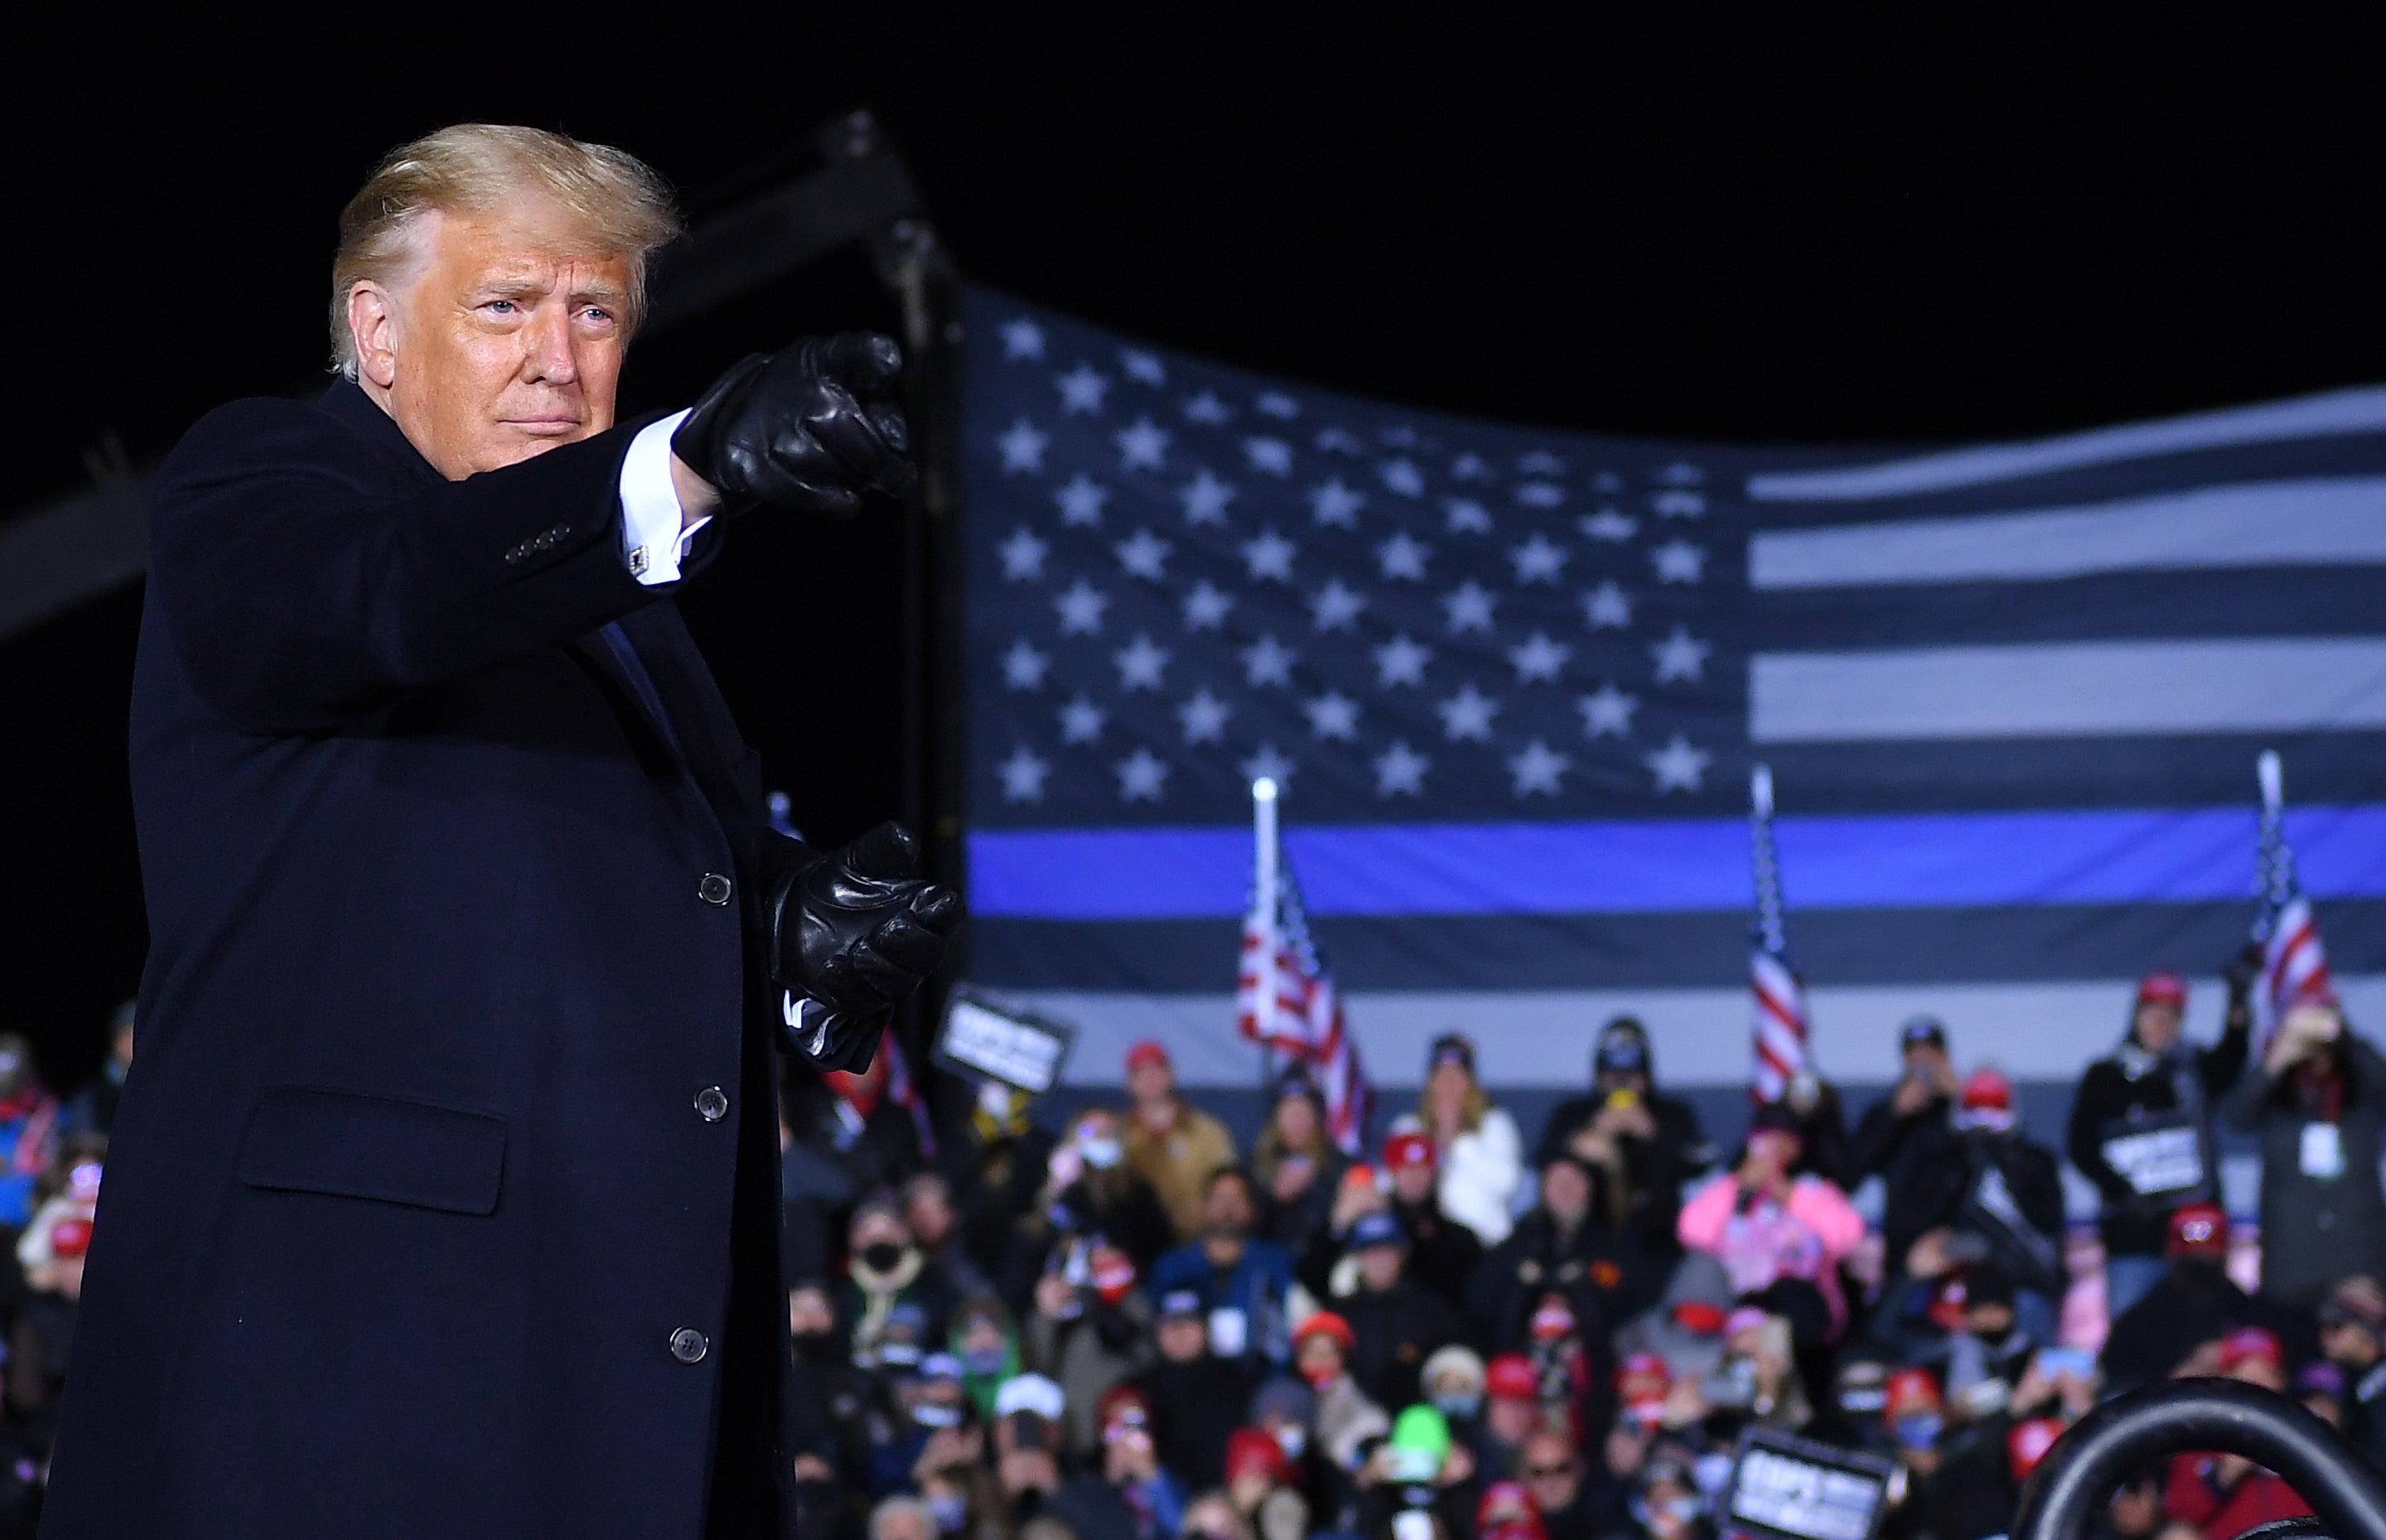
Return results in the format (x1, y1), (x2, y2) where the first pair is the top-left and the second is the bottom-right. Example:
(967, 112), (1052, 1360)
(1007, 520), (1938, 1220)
(7, 8), (2385, 1082)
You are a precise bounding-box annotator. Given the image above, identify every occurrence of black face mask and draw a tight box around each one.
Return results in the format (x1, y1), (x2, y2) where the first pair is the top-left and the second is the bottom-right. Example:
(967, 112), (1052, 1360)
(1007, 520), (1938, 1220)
(792, 1328), (843, 1366)
(860, 1241), (906, 1273)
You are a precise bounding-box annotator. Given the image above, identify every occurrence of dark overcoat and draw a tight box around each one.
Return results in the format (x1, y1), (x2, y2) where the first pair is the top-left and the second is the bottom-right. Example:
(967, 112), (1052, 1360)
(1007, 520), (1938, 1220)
(41, 379), (796, 1538)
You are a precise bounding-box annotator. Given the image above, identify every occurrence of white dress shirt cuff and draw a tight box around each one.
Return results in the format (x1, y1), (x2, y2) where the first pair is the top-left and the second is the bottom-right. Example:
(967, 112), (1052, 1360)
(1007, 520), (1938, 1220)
(618, 410), (709, 586)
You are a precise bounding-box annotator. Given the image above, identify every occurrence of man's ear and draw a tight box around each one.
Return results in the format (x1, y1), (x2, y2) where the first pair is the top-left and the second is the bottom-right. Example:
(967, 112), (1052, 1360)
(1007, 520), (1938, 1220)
(345, 282), (400, 389)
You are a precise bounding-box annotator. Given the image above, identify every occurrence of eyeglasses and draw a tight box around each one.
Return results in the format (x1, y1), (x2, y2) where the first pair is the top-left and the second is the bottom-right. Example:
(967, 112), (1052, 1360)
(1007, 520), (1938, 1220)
(1524, 1465), (1575, 1480)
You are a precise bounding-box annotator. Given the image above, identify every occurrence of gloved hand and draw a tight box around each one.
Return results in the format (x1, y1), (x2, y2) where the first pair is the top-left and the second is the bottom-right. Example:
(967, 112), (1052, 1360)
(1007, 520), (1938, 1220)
(770, 823), (960, 1071)
(672, 332), (917, 514)
(2224, 941), (2265, 1004)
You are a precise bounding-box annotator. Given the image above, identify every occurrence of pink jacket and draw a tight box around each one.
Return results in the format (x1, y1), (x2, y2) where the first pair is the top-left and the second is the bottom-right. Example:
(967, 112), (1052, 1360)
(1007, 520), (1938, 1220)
(1676, 1175), (1865, 1327)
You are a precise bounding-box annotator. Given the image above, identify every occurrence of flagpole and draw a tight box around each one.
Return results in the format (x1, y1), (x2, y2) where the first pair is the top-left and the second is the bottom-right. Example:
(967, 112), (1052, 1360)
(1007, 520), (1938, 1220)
(2254, 749), (2287, 939)
(1253, 777), (1280, 1093)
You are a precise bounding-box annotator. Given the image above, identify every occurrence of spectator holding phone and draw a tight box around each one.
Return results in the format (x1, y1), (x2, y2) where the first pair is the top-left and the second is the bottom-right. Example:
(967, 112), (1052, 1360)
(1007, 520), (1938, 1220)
(1885, 1069), (2068, 1345)
(1536, 1017), (1710, 1262)
(1418, 1034), (1524, 1246)
(1676, 1103), (1865, 1344)
(1251, 1064), (1346, 1256)
(1848, 1017), (1959, 1185)
(2068, 969), (2251, 1322)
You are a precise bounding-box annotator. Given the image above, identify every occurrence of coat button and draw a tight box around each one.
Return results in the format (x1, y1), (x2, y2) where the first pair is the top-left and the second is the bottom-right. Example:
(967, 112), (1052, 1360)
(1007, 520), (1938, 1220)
(694, 1086), (729, 1122)
(669, 1327), (708, 1364)
(698, 873), (733, 905)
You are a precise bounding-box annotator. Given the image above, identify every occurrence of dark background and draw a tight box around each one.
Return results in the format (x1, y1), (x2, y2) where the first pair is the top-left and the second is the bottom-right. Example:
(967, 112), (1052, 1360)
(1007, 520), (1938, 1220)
(7, 8), (2384, 1089)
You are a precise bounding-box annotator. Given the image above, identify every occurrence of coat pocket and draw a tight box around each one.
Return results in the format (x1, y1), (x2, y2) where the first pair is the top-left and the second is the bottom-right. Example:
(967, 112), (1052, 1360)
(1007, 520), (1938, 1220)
(237, 1084), (506, 1216)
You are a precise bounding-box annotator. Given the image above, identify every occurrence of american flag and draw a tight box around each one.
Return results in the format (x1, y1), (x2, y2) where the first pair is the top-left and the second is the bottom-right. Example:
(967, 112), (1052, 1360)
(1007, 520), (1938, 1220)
(2252, 752), (2336, 1048)
(1748, 765), (1811, 1102)
(1238, 853), (1370, 1155)
(959, 287), (2386, 1095)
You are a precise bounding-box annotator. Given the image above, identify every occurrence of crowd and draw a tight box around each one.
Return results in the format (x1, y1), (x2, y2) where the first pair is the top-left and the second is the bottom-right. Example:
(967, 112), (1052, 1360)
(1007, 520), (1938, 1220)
(774, 963), (2386, 1540)
(4, 963), (2380, 1540)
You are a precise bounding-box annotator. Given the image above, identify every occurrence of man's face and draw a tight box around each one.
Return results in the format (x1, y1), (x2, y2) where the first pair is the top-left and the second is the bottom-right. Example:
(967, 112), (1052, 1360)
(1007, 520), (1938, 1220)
(1128, 1060), (1173, 1106)
(1205, 1176), (1253, 1236)
(358, 206), (632, 480)
(1357, 1243), (1405, 1292)
(790, 1287), (835, 1336)
(1541, 1159), (1591, 1223)
(1486, 1394), (1538, 1443)
(1157, 1314), (1206, 1362)
(1523, 1432), (1580, 1509)
(1902, 1044), (1948, 1082)
(880, 1512), (932, 1540)
(2134, 1002), (2184, 1053)
(1391, 1161), (1436, 1204)
(906, 1180), (954, 1247)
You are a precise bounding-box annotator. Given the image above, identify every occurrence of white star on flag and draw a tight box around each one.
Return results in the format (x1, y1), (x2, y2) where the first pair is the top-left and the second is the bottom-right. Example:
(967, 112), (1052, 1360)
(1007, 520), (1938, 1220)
(1645, 734), (1712, 793)
(1115, 749), (1169, 803)
(1309, 480), (1365, 529)
(998, 747), (1050, 803)
(1509, 534), (1568, 585)
(1308, 578), (1366, 632)
(1372, 634), (1433, 688)
(1518, 450), (1566, 475)
(1055, 364), (1109, 415)
(1515, 481), (1565, 509)
(1256, 393), (1300, 418)
(1241, 635), (1297, 688)
(1450, 453), (1490, 481)
(1114, 417), (1170, 471)
(1178, 469), (1235, 525)
(1244, 437), (1294, 476)
(1053, 579), (1110, 636)
(1442, 581), (1497, 635)
(1176, 689), (1232, 743)
(997, 420), (1048, 474)
(1576, 683), (1638, 737)
(1058, 694), (1105, 744)
(1112, 634), (1171, 691)
(1651, 625), (1711, 683)
(1113, 529), (1171, 581)
(1120, 349), (1166, 384)
(1239, 742), (1295, 788)
(1657, 461), (1704, 485)
(1002, 639), (1051, 691)
(1305, 690), (1360, 741)
(1651, 538), (1707, 583)
(1055, 474), (1108, 527)
(1437, 683), (1500, 742)
(1381, 425), (1418, 448)
(1181, 581), (1234, 630)
(1443, 499), (1493, 534)
(1000, 319), (1046, 360)
(1508, 740), (1570, 797)
(1593, 471), (1624, 492)
(1582, 581), (1633, 630)
(1241, 528), (1297, 582)
(1316, 427), (1363, 455)
(997, 527), (1048, 582)
(1508, 631), (1572, 683)
(1578, 509), (1639, 543)
(1184, 391), (1231, 423)
(1379, 459), (1426, 497)
(1376, 533), (1431, 581)
(1373, 741), (1430, 797)
(1653, 490), (1706, 518)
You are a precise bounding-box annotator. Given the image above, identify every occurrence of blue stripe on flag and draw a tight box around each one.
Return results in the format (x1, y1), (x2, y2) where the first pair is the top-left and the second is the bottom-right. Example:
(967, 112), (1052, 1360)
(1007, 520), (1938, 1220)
(968, 805), (2386, 920)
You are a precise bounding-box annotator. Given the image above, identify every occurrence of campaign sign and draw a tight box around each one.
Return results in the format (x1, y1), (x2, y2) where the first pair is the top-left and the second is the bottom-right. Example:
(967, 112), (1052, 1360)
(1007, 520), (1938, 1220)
(1722, 1427), (1896, 1540)
(935, 987), (1078, 1093)
(2099, 1110), (2205, 1200)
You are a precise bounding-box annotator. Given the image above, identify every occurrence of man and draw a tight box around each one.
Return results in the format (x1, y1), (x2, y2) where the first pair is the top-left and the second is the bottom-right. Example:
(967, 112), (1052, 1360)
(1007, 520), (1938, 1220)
(1149, 1166), (1297, 1364)
(45, 125), (959, 1539)
(2099, 1204), (2298, 1395)
(2164, 1328), (2312, 1540)
(1123, 1040), (1238, 1241)
(2220, 991), (2386, 1305)
(1532, 1016), (1707, 1258)
(1885, 1068), (2067, 1345)
(1382, 1128), (1485, 1306)
(1469, 1154), (1654, 1354)
(1847, 1016), (1958, 1185)
(1129, 1290), (1256, 1489)
(2316, 1276), (2386, 1465)
(1335, 1209), (1469, 1412)
(1515, 1429), (1597, 1540)
(2067, 968), (2250, 1322)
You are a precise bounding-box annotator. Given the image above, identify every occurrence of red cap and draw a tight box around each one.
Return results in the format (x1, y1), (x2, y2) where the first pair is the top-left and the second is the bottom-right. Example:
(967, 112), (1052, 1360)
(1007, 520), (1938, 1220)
(1883, 1368), (1941, 1419)
(2137, 972), (2189, 1011)
(1294, 1311), (1355, 1354)
(1099, 1383), (1152, 1428)
(49, 1217), (92, 1259)
(1384, 1131), (1437, 1171)
(1671, 1301), (1727, 1336)
(2008, 1417), (2064, 1480)
(1477, 1480), (1542, 1530)
(1960, 1068), (2013, 1111)
(1616, 1351), (1671, 1389)
(1529, 1297), (1577, 1341)
(2219, 1325), (2283, 1372)
(1090, 1244), (1138, 1303)
(1125, 1040), (1171, 1073)
(1926, 1277), (1969, 1334)
(2167, 1203), (2229, 1258)
(1224, 1427), (1292, 1485)
(1486, 1353), (1538, 1401)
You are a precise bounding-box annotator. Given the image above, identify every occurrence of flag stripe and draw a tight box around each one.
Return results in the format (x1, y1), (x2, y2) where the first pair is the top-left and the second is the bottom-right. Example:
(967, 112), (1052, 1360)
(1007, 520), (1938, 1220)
(1746, 386), (2386, 503)
(1751, 640), (2386, 743)
(969, 806), (2386, 919)
(1751, 478), (2386, 590)
(969, 900), (2386, 993)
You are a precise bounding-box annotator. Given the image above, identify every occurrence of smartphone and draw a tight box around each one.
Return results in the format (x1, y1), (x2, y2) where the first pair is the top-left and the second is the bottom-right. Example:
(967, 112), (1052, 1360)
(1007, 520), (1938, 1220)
(2035, 1346), (2095, 1382)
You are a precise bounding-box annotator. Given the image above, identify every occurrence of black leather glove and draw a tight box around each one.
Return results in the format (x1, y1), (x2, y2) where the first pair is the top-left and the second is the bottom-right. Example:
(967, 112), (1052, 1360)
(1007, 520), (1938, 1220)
(672, 332), (918, 515)
(2224, 941), (2264, 1005)
(770, 823), (960, 1071)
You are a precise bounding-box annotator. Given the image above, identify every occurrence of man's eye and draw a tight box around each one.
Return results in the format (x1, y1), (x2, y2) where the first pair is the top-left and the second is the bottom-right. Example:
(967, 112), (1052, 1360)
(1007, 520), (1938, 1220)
(483, 299), (518, 316)
(580, 307), (616, 325)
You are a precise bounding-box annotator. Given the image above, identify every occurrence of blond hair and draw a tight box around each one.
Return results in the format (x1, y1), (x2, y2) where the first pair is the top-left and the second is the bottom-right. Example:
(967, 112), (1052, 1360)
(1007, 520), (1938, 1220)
(327, 123), (682, 378)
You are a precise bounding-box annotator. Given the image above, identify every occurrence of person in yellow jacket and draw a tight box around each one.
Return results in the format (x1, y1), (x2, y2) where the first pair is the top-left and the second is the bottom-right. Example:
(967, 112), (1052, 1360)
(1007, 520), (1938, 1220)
(1123, 1040), (1239, 1240)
